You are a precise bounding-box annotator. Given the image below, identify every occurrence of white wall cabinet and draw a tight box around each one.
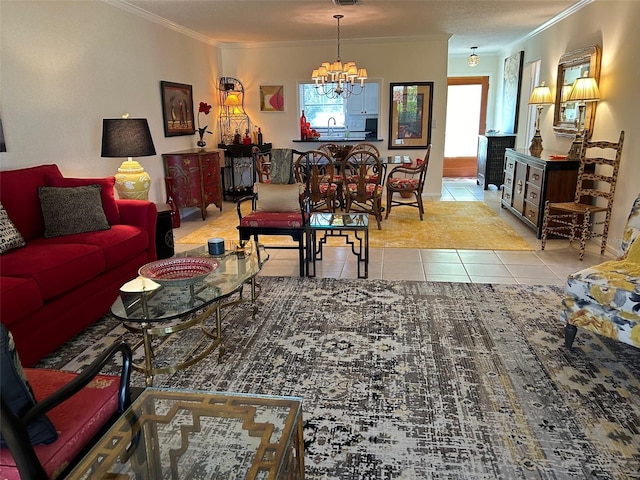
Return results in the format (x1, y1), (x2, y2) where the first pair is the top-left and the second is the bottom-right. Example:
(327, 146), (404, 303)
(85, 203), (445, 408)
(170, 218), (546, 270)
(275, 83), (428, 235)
(346, 83), (379, 115)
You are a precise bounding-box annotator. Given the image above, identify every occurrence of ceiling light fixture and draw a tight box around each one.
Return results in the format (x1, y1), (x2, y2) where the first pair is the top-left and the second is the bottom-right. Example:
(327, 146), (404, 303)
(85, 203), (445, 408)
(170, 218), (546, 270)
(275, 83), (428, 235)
(468, 47), (479, 67)
(311, 14), (367, 99)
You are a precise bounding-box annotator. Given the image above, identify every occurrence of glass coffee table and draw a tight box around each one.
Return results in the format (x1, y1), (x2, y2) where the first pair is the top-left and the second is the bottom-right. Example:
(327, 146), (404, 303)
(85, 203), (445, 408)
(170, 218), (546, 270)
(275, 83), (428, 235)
(111, 240), (268, 386)
(306, 213), (369, 278)
(65, 388), (305, 479)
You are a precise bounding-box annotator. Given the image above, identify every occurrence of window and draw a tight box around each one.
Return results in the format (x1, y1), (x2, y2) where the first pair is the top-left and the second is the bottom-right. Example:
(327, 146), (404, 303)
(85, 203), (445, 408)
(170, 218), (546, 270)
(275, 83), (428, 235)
(298, 83), (345, 128)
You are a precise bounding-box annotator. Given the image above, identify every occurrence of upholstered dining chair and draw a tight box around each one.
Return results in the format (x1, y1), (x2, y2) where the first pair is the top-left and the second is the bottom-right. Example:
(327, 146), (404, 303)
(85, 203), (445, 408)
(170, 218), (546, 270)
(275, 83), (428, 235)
(251, 146), (271, 184)
(0, 324), (132, 480)
(541, 130), (625, 260)
(385, 145), (431, 220)
(349, 142), (380, 158)
(294, 150), (338, 213)
(342, 149), (384, 229)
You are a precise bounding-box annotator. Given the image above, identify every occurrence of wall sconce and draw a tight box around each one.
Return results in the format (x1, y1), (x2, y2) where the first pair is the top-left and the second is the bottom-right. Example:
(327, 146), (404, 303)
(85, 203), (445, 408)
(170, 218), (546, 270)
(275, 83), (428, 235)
(566, 74), (600, 160)
(101, 114), (156, 200)
(467, 47), (479, 67)
(527, 82), (554, 157)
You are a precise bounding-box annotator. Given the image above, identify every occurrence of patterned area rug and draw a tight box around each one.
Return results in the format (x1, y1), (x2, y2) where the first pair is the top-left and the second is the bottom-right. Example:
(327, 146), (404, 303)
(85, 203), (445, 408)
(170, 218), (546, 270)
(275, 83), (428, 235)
(175, 201), (534, 250)
(38, 278), (640, 478)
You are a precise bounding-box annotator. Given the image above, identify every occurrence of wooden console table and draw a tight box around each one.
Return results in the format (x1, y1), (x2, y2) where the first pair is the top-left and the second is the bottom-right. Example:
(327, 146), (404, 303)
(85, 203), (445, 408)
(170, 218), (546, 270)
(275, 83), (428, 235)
(162, 149), (223, 220)
(502, 149), (580, 238)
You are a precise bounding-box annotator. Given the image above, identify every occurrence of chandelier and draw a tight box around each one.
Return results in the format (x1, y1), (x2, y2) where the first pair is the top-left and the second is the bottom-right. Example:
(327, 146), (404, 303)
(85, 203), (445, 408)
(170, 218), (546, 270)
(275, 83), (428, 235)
(311, 14), (367, 99)
(468, 47), (479, 67)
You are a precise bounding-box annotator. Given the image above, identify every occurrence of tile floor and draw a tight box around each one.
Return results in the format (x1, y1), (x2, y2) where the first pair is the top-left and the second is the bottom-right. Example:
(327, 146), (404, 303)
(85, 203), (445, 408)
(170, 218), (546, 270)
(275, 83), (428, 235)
(174, 179), (613, 285)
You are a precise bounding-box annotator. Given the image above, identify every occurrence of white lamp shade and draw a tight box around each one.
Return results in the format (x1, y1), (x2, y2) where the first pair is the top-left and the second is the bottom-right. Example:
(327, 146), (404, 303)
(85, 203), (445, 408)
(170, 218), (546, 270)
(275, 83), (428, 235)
(568, 76), (600, 102)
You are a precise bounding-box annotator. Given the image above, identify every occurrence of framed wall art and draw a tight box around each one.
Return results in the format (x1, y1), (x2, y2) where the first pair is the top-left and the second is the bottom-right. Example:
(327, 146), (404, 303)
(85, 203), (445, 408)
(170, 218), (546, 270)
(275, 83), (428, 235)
(160, 81), (195, 137)
(388, 82), (433, 149)
(260, 85), (285, 112)
(501, 51), (524, 134)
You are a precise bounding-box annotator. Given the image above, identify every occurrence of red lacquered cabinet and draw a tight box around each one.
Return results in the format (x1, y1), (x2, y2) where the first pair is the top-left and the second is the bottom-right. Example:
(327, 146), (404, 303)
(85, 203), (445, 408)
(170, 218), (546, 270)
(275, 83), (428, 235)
(162, 149), (223, 220)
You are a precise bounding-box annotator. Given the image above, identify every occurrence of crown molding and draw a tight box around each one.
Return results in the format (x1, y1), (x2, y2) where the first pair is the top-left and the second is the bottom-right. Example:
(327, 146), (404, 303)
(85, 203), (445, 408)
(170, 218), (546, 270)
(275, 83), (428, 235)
(103, 0), (220, 46)
(519, 0), (594, 44)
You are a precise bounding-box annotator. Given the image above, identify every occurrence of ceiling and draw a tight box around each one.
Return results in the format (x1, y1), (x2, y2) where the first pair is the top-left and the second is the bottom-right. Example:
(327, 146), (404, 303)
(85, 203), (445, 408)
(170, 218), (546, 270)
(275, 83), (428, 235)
(117, 0), (588, 55)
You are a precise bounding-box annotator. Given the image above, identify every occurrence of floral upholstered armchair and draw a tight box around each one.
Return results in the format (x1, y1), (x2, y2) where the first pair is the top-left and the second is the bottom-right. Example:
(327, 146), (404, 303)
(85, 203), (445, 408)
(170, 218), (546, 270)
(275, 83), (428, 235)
(562, 193), (640, 349)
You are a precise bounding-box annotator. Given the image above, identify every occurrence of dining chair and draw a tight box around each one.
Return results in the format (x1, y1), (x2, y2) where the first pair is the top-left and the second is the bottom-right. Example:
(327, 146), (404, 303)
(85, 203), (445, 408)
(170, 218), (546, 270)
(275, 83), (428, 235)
(0, 324), (132, 480)
(342, 149), (384, 229)
(540, 130), (625, 260)
(251, 146), (271, 184)
(385, 145), (431, 220)
(294, 150), (338, 213)
(349, 142), (380, 158)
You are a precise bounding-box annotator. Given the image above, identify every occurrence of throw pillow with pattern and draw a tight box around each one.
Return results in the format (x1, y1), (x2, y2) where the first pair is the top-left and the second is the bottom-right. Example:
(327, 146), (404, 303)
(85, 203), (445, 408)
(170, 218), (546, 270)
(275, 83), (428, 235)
(0, 202), (26, 254)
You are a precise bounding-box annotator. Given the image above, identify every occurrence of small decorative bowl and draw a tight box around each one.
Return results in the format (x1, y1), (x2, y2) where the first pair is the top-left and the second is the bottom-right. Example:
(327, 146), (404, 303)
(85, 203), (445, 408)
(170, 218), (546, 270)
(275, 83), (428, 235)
(138, 257), (220, 287)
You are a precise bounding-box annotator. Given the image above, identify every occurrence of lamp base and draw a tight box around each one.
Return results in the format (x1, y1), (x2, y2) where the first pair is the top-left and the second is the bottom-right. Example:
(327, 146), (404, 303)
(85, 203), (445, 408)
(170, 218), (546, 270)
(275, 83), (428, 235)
(114, 159), (151, 200)
(528, 132), (543, 158)
(566, 135), (583, 161)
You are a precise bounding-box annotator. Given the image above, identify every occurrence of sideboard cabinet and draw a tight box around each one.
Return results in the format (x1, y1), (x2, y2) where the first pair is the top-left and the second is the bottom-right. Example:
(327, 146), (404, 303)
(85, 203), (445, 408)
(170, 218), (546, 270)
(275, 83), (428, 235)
(162, 149), (223, 220)
(502, 149), (580, 238)
(477, 133), (516, 190)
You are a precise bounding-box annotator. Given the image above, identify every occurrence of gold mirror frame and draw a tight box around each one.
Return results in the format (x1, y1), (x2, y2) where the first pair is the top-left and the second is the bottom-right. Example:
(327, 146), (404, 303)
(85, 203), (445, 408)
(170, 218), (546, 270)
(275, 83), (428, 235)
(553, 45), (601, 138)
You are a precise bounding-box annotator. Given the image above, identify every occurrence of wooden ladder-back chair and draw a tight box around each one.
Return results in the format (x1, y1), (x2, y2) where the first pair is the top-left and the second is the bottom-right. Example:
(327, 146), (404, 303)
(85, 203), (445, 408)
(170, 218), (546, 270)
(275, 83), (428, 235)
(541, 130), (625, 260)
(385, 145), (431, 220)
(342, 149), (384, 229)
(294, 150), (338, 213)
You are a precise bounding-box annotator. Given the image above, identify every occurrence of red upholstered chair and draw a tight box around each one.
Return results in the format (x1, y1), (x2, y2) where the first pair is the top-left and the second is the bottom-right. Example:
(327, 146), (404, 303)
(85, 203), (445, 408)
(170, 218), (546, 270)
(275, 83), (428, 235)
(385, 145), (431, 220)
(342, 149), (384, 229)
(294, 150), (338, 213)
(0, 324), (132, 480)
(237, 182), (307, 276)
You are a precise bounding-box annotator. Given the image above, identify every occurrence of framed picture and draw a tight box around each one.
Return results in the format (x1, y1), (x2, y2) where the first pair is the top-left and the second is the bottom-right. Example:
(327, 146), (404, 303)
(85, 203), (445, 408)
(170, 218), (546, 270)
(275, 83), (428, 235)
(501, 51), (524, 134)
(388, 82), (433, 149)
(260, 85), (285, 112)
(160, 81), (195, 136)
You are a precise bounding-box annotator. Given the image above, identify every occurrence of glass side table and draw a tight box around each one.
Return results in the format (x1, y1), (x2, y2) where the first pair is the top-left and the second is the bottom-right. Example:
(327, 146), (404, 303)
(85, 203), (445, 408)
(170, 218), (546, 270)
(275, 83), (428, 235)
(306, 212), (369, 278)
(66, 388), (305, 479)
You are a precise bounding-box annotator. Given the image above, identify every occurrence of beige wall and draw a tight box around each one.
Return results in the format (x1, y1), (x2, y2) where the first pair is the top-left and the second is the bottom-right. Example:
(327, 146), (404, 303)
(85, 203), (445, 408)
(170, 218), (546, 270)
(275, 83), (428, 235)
(0, 0), (221, 203)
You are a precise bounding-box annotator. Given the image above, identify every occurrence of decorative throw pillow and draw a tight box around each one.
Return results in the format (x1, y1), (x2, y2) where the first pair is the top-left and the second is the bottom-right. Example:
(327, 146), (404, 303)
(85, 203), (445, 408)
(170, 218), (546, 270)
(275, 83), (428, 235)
(0, 325), (58, 447)
(0, 202), (27, 254)
(254, 182), (304, 212)
(46, 175), (120, 225)
(38, 184), (110, 238)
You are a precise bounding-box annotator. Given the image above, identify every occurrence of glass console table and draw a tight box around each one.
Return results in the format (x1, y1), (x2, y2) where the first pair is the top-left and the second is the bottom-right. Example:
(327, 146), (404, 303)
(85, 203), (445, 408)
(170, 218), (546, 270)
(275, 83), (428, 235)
(66, 388), (305, 479)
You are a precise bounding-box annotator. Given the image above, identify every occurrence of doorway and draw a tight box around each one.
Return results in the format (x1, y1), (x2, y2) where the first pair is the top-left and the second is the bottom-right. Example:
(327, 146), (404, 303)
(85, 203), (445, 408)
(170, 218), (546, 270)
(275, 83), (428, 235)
(444, 76), (489, 178)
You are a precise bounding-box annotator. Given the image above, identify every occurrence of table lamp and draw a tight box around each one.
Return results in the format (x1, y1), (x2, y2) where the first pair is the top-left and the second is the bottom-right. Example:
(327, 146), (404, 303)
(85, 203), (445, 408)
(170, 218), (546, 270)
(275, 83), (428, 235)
(566, 74), (600, 161)
(527, 82), (554, 157)
(101, 115), (156, 200)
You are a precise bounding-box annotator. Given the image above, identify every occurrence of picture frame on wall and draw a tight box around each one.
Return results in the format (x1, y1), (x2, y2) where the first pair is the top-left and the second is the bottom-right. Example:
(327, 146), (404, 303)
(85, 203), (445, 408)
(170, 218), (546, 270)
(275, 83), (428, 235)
(259, 85), (285, 112)
(388, 82), (433, 149)
(160, 81), (195, 136)
(501, 51), (525, 134)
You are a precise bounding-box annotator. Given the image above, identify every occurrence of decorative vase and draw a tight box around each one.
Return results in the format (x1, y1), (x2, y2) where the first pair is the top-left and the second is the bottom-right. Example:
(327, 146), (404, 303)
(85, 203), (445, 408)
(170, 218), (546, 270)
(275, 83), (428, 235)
(197, 138), (206, 149)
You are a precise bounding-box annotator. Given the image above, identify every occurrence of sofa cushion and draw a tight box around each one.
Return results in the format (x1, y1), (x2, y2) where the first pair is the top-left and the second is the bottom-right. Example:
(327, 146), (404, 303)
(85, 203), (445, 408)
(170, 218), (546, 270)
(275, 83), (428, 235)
(0, 165), (63, 241)
(46, 175), (120, 225)
(38, 184), (110, 238)
(0, 203), (26, 254)
(254, 182), (304, 212)
(31, 224), (149, 271)
(0, 325), (58, 448)
(566, 260), (640, 318)
(0, 277), (43, 327)
(0, 243), (105, 301)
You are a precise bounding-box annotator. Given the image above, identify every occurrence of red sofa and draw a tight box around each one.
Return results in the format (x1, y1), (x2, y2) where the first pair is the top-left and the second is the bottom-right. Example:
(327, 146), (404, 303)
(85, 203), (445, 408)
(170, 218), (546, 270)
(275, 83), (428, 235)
(0, 164), (157, 366)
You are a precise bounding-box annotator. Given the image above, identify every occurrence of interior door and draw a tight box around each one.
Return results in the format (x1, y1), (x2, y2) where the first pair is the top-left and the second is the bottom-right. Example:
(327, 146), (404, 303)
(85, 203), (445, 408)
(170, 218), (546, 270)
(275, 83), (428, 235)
(444, 77), (489, 178)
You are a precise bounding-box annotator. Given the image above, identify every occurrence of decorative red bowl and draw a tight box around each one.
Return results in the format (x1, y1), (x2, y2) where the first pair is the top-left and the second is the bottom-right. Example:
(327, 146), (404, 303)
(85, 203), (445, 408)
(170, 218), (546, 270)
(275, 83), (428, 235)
(138, 257), (220, 286)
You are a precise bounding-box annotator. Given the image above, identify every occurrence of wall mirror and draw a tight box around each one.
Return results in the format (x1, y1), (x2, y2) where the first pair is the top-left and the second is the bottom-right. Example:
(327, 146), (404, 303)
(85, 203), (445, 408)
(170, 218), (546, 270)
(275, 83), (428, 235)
(553, 45), (601, 137)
